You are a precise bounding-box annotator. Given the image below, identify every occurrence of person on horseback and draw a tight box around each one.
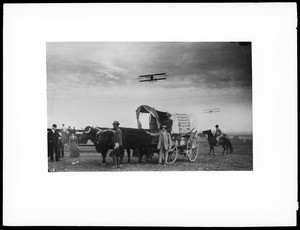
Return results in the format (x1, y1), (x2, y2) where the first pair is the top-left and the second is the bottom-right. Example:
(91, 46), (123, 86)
(214, 124), (223, 145)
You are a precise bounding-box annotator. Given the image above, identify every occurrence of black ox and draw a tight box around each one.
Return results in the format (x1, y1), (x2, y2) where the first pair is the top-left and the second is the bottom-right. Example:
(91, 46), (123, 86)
(80, 126), (151, 165)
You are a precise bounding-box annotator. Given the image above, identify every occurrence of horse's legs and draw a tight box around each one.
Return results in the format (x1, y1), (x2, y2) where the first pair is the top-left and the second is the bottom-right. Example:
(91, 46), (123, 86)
(222, 144), (225, 155)
(116, 156), (120, 168)
(223, 142), (228, 155)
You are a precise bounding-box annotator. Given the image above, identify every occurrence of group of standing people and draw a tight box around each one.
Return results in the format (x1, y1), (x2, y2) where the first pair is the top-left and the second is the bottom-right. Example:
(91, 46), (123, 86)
(48, 123), (80, 162)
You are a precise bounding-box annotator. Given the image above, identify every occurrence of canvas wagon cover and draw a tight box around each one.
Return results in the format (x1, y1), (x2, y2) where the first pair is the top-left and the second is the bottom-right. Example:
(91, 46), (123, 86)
(136, 105), (193, 134)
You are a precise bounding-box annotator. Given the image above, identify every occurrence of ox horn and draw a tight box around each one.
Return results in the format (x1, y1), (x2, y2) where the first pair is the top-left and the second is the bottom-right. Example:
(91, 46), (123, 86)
(84, 127), (91, 134)
(96, 130), (102, 135)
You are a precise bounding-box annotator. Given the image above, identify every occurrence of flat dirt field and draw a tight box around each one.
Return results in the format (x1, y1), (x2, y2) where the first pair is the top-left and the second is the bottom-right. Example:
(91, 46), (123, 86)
(48, 140), (253, 172)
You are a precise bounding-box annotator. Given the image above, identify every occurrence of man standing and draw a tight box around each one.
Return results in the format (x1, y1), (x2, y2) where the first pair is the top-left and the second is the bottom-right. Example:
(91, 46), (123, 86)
(110, 121), (123, 169)
(214, 124), (223, 145)
(157, 125), (172, 165)
(164, 113), (173, 133)
(48, 124), (59, 161)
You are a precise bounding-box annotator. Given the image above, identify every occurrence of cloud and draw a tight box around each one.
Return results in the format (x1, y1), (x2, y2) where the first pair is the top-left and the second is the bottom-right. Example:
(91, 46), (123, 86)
(47, 42), (252, 91)
(47, 42), (252, 132)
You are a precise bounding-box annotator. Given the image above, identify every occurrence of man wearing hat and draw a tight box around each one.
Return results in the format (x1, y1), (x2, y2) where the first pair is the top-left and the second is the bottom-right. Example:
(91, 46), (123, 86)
(48, 124), (59, 161)
(163, 113), (173, 133)
(157, 125), (172, 165)
(110, 121), (123, 169)
(214, 124), (223, 145)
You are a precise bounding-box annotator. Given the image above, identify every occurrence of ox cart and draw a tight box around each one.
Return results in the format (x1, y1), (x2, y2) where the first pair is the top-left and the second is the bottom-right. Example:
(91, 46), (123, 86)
(136, 105), (199, 164)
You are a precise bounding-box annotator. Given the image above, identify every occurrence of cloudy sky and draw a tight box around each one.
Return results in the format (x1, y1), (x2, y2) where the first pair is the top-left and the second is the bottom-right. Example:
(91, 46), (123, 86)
(47, 42), (252, 134)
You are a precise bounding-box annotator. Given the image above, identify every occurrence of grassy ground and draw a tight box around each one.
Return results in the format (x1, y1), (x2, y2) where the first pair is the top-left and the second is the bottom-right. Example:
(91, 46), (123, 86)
(48, 140), (253, 172)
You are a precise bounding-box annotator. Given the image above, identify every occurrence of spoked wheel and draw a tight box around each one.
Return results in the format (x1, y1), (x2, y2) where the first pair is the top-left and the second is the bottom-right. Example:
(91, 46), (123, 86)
(186, 136), (198, 162)
(166, 141), (178, 165)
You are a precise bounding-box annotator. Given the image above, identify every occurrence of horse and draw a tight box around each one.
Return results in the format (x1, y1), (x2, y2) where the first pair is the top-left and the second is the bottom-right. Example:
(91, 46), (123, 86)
(202, 129), (233, 155)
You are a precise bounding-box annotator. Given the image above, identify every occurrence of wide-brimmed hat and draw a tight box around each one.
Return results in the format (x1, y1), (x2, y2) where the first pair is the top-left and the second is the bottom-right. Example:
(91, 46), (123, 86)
(112, 121), (120, 125)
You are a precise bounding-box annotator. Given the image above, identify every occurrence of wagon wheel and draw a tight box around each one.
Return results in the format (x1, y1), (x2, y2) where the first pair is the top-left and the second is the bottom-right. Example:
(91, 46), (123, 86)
(186, 135), (198, 162)
(166, 141), (178, 165)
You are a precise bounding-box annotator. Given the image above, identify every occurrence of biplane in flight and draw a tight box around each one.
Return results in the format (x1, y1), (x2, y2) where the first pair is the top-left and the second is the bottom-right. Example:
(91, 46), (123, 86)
(138, 73), (167, 82)
(203, 108), (220, 114)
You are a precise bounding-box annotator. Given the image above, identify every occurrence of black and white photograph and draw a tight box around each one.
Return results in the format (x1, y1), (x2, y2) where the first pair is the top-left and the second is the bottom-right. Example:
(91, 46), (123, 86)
(47, 42), (253, 172)
(4, 3), (297, 227)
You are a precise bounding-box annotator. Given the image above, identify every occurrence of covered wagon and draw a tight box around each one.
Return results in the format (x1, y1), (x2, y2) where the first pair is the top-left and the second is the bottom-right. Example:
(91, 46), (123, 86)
(136, 105), (199, 164)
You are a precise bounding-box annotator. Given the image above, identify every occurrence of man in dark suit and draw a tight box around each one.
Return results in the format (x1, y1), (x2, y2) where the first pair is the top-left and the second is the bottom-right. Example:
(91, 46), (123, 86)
(48, 124), (59, 161)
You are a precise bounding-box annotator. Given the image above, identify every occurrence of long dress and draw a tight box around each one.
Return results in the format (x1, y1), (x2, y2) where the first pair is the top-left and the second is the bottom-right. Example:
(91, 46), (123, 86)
(69, 135), (80, 158)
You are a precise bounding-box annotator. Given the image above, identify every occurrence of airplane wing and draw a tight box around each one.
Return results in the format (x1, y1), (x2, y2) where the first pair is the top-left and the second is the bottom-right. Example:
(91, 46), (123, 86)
(204, 108), (219, 112)
(139, 73), (166, 78)
(152, 72), (166, 76)
(154, 78), (166, 81)
(139, 79), (152, 82)
(203, 111), (220, 113)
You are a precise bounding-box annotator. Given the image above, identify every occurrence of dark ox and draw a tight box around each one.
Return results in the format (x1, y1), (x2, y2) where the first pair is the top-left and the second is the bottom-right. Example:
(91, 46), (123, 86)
(80, 126), (151, 165)
(80, 126), (112, 165)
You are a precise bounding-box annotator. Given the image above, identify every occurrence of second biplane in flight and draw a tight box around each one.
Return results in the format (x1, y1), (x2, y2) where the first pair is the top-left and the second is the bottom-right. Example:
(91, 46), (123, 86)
(203, 108), (220, 114)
